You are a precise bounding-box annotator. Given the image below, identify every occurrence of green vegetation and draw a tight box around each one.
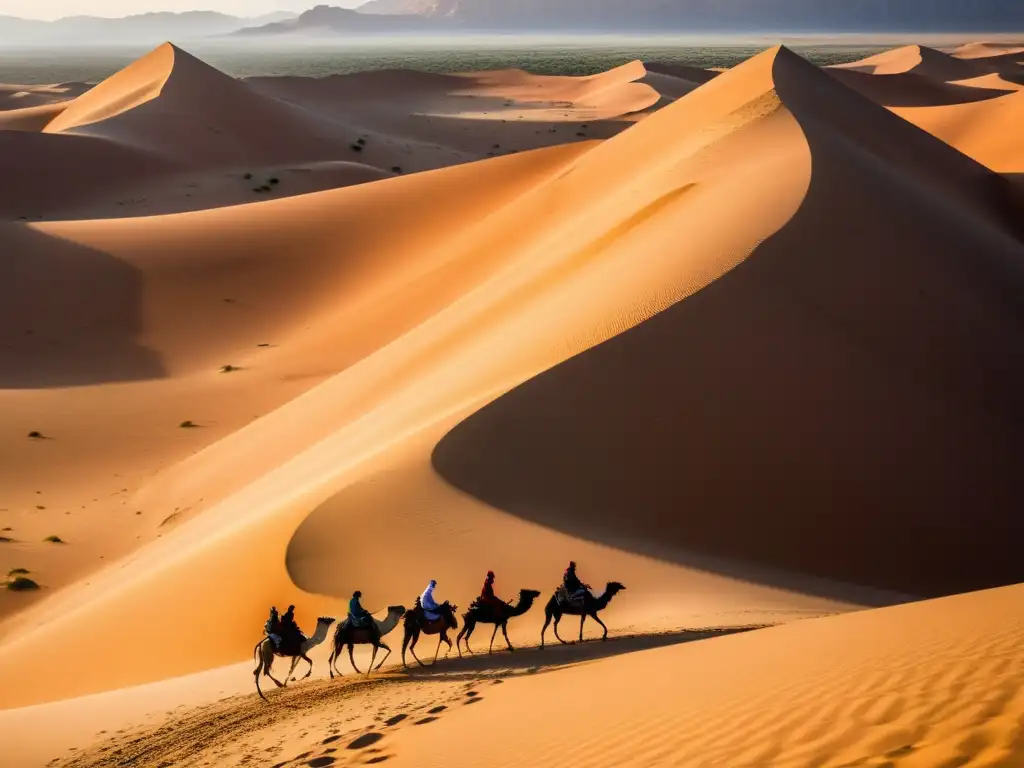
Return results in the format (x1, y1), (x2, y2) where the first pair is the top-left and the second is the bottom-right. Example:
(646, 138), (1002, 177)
(43, 535), (64, 544)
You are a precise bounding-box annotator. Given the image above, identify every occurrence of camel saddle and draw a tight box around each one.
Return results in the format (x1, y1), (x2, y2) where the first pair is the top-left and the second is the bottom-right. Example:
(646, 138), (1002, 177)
(556, 585), (587, 609)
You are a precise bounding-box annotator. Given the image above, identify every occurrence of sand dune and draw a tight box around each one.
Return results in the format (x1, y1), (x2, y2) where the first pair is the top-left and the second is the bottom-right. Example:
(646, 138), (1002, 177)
(0, 82), (89, 111)
(2, 39), (1023, 768)
(895, 89), (1024, 174)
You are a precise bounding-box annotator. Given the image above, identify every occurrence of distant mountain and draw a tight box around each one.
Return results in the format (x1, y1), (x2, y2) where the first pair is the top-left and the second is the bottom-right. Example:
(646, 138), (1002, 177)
(0, 11), (299, 47)
(347, 0), (1024, 32)
(235, 5), (441, 35)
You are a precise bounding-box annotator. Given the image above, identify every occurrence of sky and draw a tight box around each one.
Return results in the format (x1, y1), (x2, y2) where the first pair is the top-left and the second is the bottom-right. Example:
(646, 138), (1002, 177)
(0, 1), (361, 19)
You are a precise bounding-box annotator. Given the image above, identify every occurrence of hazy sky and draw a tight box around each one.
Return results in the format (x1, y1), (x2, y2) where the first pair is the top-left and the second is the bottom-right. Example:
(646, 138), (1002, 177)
(0, 1), (361, 19)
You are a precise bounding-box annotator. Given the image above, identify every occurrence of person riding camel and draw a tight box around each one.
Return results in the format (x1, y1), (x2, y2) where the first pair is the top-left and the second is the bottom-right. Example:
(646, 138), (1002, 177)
(479, 570), (506, 616)
(279, 604), (306, 653)
(562, 561), (590, 604)
(420, 579), (442, 622)
(348, 590), (373, 628)
(265, 606), (283, 649)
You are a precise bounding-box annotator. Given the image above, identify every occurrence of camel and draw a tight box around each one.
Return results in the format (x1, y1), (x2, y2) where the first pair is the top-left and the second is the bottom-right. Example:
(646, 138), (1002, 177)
(328, 605), (407, 678)
(402, 599), (458, 667)
(457, 589), (541, 656)
(253, 616), (335, 701)
(540, 582), (626, 648)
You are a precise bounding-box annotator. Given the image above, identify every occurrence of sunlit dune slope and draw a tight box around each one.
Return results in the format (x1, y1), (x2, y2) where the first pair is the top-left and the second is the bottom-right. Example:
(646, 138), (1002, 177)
(433, 45), (1024, 599)
(828, 44), (1024, 106)
(895, 89), (1024, 174)
(385, 584), (1024, 768)
(0, 45), (848, 707)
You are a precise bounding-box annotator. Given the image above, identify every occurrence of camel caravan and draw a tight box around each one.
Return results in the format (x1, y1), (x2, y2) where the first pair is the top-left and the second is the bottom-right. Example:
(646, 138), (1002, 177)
(253, 561), (627, 699)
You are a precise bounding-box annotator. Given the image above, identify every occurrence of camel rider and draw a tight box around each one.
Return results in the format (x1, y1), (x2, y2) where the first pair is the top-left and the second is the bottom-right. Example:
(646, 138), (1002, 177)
(480, 571), (506, 615)
(420, 579), (442, 621)
(348, 590), (373, 628)
(265, 606), (283, 649)
(280, 604), (306, 652)
(563, 561), (590, 602)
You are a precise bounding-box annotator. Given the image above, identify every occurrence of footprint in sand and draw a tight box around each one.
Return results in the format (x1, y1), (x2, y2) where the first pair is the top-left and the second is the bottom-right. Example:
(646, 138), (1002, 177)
(415, 717), (439, 725)
(322, 735), (342, 745)
(348, 733), (384, 750)
(384, 714), (408, 727)
(307, 759), (336, 767)
(427, 705), (447, 714)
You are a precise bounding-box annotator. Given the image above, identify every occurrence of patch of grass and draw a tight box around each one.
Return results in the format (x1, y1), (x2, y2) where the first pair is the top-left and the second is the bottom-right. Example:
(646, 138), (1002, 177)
(8, 568), (29, 576)
(179, 420), (199, 429)
(43, 535), (64, 544)
(27, 431), (42, 439)
(220, 364), (238, 373)
(6, 576), (39, 592)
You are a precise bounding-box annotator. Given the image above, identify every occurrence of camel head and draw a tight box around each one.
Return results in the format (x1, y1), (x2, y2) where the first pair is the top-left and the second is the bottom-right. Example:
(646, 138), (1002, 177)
(520, 589), (542, 600)
(605, 582), (626, 596)
(316, 616), (337, 627)
(387, 605), (407, 619)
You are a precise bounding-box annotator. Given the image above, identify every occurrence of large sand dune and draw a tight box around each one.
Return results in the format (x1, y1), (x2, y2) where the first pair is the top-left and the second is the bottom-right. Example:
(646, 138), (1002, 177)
(2, 39), (1023, 767)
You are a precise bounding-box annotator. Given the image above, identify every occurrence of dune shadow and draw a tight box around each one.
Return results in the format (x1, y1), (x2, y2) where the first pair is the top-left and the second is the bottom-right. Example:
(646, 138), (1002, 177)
(401, 626), (760, 682)
(432, 50), (1024, 602)
(827, 69), (1011, 107)
(0, 223), (165, 387)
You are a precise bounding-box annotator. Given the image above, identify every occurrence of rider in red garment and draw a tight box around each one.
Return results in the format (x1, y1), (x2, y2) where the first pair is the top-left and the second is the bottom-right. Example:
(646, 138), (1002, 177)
(480, 571), (506, 616)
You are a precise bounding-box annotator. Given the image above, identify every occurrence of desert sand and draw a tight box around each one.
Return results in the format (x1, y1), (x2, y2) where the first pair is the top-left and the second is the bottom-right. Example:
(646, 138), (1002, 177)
(1, 36), (1023, 768)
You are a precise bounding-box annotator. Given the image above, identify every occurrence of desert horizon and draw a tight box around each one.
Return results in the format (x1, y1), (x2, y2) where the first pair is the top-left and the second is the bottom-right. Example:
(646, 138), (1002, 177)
(1, 18), (1024, 768)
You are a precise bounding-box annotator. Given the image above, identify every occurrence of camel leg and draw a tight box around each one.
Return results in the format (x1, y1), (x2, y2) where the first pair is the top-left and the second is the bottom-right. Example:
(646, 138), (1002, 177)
(367, 645), (379, 677)
(502, 622), (514, 652)
(443, 632), (453, 657)
(348, 644), (362, 675)
(552, 614), (570, 645)
(263, 653), (286, 688)
(374, 642), (392, 671)
(579, 614), (586, 643)
(285, 656), (300, 684)
(408, 631), (426, 667)
(463, 621), (477, 655)
(540, 610), (554, 649)
(433, 635), (444, 664)
(299, 654), (314, 680)
(328, 648), (337, 680)
(489, 624), (500, 654)
(457, 617), (475, 658)
(592, 612), (609, 641)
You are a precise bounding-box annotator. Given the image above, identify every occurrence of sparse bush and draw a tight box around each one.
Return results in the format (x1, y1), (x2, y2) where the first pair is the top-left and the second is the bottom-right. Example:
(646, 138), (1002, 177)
(220, 365), (238, 373)
(259, 185), (272, 192)
(43, 535), (64, 544)
(356, 138), (366, 146)
(269, 178), (280, 185)
(350, 144), (364, 153)
(391, 166), (403, 173)
(0, 537), (12, 543)
(27, 431), (42, 439)
(6, 576), (39, 591)
(179, 420), (198, 429)
(253, 187), (264, 193)
(7, 568), (28, 576)
(576, 132), (586, 137)
(244, 172), (253, 180)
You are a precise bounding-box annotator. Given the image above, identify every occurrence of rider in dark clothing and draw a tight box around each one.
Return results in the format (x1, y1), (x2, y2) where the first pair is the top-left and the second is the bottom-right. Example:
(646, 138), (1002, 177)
(563, 561), (588, 600)
(279, 604), (305, 652)
(480, 571), (506, 615)
(349, 591), (373, 627)
(265, 606), (282, 648)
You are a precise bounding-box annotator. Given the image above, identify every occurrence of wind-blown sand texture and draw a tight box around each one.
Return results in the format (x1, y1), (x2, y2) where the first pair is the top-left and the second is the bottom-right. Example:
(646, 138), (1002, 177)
(1, 39), (1023, 767)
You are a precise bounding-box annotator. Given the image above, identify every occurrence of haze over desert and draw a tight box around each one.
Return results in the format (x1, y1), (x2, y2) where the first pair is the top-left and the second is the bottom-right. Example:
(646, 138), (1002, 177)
(1, 8), (1024, 767)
